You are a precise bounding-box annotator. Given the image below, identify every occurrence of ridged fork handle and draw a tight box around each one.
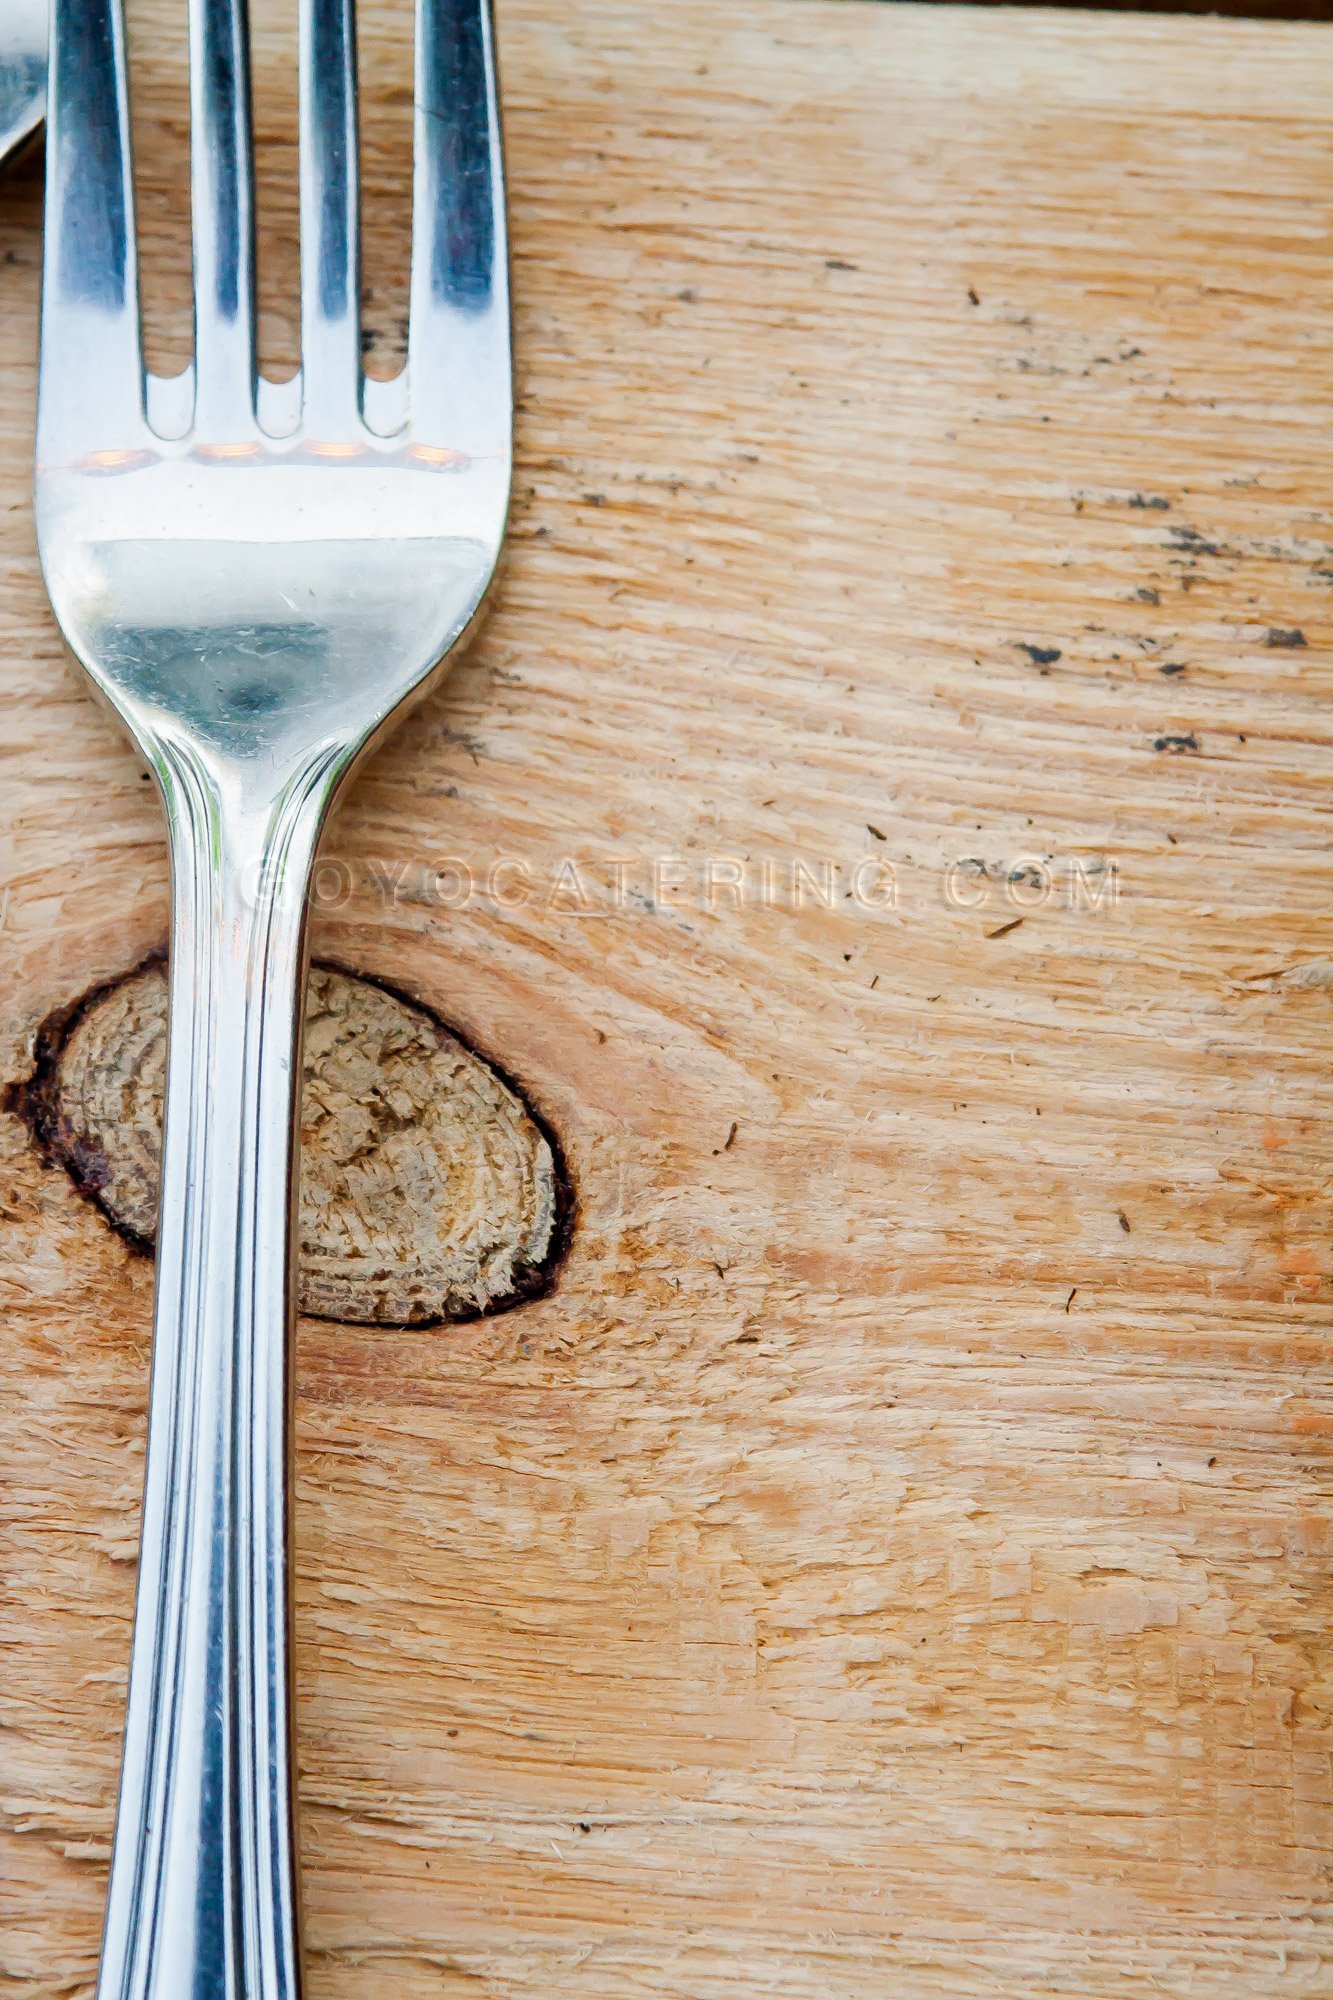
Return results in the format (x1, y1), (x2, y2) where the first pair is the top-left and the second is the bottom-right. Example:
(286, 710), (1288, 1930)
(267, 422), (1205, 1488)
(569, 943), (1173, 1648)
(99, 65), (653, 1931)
(96, 743), (338, 2000)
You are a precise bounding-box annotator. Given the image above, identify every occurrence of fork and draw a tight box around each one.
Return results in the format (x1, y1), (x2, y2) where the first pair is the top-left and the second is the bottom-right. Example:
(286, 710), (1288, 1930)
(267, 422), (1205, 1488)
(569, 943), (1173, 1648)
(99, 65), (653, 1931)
(35, 0), (510, 1985)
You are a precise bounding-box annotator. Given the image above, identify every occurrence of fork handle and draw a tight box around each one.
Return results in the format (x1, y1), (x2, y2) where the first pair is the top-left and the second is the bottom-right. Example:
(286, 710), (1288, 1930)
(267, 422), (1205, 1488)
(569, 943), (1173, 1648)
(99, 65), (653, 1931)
(97, 739), (336, 2000)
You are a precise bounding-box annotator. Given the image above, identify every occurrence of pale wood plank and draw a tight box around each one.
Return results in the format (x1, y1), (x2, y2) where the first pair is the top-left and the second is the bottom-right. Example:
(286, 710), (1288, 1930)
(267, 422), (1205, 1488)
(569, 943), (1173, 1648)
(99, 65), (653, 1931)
(2, 3), (1333, 1995)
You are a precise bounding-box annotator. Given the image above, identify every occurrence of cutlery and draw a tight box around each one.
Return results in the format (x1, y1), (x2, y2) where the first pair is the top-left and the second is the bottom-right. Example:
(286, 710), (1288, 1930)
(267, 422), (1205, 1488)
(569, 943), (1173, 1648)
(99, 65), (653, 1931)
(0, 0), (43, 168)
(35, 0), (510, 1987)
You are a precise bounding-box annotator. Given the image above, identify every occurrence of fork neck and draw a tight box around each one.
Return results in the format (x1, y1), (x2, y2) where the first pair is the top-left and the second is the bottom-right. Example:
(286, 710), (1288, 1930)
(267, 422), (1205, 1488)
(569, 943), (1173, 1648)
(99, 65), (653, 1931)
(151, 728), (348, 893)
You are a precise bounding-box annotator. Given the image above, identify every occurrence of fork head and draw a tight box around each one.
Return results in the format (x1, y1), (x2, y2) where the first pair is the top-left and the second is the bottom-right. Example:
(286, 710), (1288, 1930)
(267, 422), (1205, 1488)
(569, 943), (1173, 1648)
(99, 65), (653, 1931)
(35, 0), (510, 797)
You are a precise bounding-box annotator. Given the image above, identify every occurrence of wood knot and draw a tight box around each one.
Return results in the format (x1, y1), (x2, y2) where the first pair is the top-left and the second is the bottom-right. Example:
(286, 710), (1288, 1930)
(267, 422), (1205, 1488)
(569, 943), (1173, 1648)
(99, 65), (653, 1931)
(8, 960), (572, 1326)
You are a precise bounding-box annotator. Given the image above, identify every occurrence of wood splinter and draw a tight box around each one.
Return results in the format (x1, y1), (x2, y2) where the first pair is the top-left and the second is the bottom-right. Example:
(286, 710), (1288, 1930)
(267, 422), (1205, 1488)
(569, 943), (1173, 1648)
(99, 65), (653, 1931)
(9, 961), (571, 1326)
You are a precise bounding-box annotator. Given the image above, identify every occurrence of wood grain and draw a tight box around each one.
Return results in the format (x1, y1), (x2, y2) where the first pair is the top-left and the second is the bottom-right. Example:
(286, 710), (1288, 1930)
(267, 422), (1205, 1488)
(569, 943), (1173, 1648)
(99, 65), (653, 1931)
(3, 2), (1333, 1994)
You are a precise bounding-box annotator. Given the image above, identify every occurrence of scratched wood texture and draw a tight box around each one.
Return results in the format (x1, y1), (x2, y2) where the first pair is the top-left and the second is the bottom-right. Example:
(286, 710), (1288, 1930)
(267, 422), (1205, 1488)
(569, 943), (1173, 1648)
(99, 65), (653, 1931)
(4, 2), (1333, 1994)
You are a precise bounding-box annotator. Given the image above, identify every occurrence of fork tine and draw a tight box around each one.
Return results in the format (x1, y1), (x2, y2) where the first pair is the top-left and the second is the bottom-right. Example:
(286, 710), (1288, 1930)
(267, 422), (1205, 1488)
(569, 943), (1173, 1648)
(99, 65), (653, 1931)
(299, 0), (360, 436)
(188, 0), (257, 435)
(407, 0), (509, 451)
(39, 0), (143, 455)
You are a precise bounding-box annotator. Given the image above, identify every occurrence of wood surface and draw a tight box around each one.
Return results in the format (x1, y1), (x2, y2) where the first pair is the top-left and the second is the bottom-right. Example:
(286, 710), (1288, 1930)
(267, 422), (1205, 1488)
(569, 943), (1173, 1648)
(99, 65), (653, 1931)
(4, 2), (1333, 1994)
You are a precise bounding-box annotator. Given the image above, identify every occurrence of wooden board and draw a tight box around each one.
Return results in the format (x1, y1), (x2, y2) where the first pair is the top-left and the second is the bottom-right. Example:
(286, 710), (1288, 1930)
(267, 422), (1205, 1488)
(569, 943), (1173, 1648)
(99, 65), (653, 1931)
(4, 2), (1333, 1993)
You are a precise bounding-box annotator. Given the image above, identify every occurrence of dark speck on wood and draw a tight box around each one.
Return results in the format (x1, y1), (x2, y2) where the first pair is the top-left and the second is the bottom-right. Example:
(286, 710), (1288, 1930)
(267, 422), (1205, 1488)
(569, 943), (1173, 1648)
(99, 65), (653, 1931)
(1168, 525), (1225, 559)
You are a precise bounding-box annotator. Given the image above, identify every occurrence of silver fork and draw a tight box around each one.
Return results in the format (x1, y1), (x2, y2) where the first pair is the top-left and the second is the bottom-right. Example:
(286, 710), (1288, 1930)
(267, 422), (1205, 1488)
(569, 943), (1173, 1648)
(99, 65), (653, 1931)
(35, 0), (510, 1986)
